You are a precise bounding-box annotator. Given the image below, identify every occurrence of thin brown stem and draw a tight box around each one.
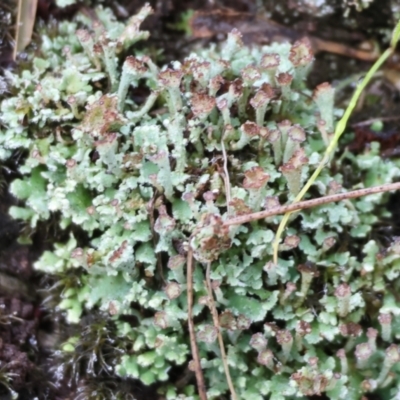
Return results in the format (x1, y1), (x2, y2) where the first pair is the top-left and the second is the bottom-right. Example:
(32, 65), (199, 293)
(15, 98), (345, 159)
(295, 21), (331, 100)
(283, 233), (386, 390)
(351, 116), (400, 127)
(205, 262), (237, 400)
(224, 182), (400, 226)
(187, 248), (208, 400)
(220, 139), (232, 215)
(147, 193), (165, 284)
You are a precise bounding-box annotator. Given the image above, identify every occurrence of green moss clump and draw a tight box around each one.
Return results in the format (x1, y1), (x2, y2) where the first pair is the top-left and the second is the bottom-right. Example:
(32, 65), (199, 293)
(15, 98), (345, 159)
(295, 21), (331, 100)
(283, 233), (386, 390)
(2, 5), (400, 399)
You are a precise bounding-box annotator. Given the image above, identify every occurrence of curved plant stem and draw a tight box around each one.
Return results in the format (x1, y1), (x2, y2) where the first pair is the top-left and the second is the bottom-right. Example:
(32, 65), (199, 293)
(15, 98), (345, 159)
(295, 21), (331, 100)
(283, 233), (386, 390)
(205, 262), (237, 400)
(187, 248), (208, 400)
(224, 182), (400, 226)
(221, 139), (232, 215)
(272, 20), (400, 264)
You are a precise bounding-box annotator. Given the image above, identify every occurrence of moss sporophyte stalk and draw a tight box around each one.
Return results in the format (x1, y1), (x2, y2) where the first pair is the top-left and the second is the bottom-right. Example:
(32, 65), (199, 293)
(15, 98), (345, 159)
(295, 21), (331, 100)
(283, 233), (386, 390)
(2, 4), (400, 399)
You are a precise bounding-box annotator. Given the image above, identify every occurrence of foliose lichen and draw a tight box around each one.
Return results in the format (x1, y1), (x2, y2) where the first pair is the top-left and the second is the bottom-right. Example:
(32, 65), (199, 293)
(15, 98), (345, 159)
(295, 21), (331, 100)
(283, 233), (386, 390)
(2, 4), (400, 399)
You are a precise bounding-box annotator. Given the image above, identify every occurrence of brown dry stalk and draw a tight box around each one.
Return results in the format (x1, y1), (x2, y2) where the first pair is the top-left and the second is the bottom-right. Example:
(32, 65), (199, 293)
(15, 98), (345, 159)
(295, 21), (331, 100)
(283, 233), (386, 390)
(186, 248), (208, 400)
(205, 262), (237, 400)
(223, 182), (400, 226)
(220, 139), (232, 214)
(147, 193), (165, 284)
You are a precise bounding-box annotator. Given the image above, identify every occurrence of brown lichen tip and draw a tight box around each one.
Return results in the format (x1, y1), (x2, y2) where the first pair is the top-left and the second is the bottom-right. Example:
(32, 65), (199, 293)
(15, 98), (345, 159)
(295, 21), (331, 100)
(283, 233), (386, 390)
(290, 371), (329, 396)
(183, 59), (210, 78)
(148, 150), (168, 164)
(229, 198), (253, 216)
(289, 37), (314, 67)
(378, 313), (392, 325)
(76, 29), (92, 44)
(250, 83), (275, 108)
(209, 74), (225, 95)
(203, 190), (217, 202)
(288, 125), (306, 143)
(334, 282), (352, 318)
(154, 204), (176, 234)
(260, 53), (280, 69)
(99, 32), (112, 47)
(355, 343), (373, 361)
(322, 237), (336, 250)
(192, 60), (211, 79)
(93, 42), (103, 56)
(296, 263), (320, 278)
(191, 213), (231, 263)
(277, 119), (291, 129)
(237, 314), (251, 330)
(66, 159), (76, 168)
(285, 282), (297, 295)
(284, 235), (300, 249)
(280, 148), (309, 172)
(71, 247), (84, 258)
(336, 349), (346, 359)
(154, 311), (169, 329)
(241, 65), (261, 85)
(229, 78), (243, 98)
(190, 92), (216, 117)
(66, 95), (76, 105)
(197, 324), (218, 343)
(308, 356), (319, 367)
(263, 195), (280, 210)
(165, 281), (182, 300)
(110, 199), (119, 207)
(328, 180), (343, 195)
(94, 132), (118, 148)
(228, 28), (243, 44)
(334, 283), (351, 298)
(241, 121), (261, 137)
(118, 3), (153, 44)
(296, 321), (312, 336)
(259, 126), (270, 139)
(378, 313), (392, 341)
(276, 329), (293, 345)
(367, 327), (378, 339)
(267, 129), (281, 143)
(167, 254), (186, 270)
(80, 94), (125, 136)
(250, 333), (268, 351)
(243, 166), (270, 189)
(339, 322), (362, 338)
(86, 206), (96, 215)
(276, 72), (293, 86)
(158, 68), (184, 88)
(219, 311), (236, 330)
(257, 349), (274, 368)
(361, 379), (377, 393)
(123, 56), (147, 74)
(216, 97), (228, 110)
(211, 280), (221, 290)
(385, 344), (400, 363)
(313, 81), (334, 100)
(281, 282), (297, 305)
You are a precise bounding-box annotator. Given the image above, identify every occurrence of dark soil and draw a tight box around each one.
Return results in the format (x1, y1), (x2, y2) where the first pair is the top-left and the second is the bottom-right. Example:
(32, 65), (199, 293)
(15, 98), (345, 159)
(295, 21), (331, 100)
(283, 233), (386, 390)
(0, 0), (399, 398)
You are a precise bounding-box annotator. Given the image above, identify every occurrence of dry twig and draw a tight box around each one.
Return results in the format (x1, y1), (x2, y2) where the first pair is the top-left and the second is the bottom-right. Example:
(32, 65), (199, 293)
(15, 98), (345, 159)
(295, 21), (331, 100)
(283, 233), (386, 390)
(205, 262), (237, 400)
(14, 0), (38, 60)
(224, 182), (400, 226)
(187, 248), (208, 400)
(220, 139), (232, 215)
(147, 193), (165, 284)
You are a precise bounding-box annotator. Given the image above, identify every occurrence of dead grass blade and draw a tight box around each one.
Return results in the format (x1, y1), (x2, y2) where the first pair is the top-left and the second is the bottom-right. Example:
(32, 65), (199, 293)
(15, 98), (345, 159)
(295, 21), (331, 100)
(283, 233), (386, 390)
(13, 0), (38, 60)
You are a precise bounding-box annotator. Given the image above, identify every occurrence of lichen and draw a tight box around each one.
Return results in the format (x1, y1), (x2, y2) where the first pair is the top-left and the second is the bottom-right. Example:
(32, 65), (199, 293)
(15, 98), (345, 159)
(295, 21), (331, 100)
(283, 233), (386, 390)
(2, 4), (400, 399)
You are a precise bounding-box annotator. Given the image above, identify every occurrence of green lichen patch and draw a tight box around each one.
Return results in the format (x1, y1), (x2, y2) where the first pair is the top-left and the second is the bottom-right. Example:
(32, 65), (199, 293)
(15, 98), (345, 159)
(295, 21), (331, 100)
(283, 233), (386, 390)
(2, 4), (400, 399)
